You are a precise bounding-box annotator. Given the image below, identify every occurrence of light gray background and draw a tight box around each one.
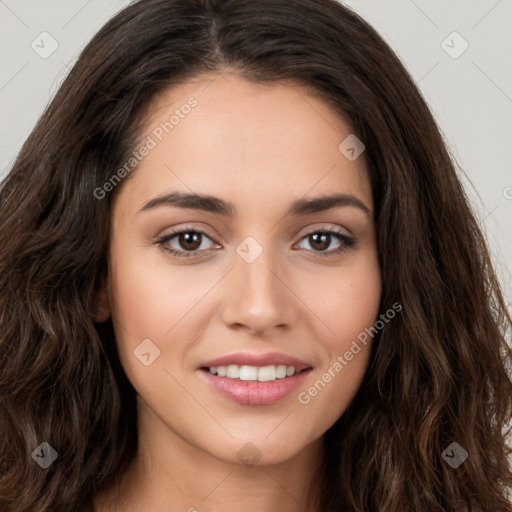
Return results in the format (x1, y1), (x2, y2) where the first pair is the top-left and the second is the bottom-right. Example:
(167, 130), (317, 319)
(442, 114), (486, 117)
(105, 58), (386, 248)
(1, 0), (511, 307)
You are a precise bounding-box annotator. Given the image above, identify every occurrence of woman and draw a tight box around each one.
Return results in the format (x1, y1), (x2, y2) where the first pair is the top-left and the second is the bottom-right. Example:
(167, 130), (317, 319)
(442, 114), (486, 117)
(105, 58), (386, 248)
(0, 0), (511, 511)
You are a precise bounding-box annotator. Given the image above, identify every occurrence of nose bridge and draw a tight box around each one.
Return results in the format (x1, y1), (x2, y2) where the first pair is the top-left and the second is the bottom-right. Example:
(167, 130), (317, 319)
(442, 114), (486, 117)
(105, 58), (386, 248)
(220, 236), (296, 333)
(237, 249), (278, 300)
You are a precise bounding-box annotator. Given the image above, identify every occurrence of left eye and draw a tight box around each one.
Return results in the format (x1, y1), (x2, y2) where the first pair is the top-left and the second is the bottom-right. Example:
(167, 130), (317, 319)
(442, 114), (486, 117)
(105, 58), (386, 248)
(296, 230), (354, 253)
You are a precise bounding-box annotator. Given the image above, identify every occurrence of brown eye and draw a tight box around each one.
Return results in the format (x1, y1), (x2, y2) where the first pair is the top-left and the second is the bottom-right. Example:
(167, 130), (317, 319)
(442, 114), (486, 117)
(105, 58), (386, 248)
(176, 231), (202, 251)
(156, 229), (218, 258)
(308, 232), (332, 251)
(296, 229), (356, 256)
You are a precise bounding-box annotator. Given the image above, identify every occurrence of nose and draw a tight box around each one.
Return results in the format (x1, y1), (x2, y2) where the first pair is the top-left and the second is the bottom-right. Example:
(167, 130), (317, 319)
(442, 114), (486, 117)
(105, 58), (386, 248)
(219, 247), (298, 336)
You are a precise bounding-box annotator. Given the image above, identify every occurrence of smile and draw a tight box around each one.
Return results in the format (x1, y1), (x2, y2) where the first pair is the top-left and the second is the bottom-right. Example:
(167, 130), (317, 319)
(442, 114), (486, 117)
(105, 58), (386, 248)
(198, 352), (313, 405)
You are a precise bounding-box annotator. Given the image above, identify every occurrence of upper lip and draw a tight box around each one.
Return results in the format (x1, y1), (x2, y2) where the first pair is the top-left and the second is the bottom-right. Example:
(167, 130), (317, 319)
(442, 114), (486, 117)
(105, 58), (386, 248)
(200, 352), (312, 370)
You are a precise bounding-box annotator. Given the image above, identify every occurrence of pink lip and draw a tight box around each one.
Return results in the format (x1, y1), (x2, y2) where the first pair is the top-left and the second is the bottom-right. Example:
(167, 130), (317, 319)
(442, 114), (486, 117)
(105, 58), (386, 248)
(200, 352), (311, 370)
(198, 352), (313, 406)
(198, 368), (312, 405)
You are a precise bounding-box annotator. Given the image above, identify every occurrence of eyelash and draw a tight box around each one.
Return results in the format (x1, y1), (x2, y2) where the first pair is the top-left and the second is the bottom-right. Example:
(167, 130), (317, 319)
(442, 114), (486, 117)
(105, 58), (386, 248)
(155, 225), (356, 259)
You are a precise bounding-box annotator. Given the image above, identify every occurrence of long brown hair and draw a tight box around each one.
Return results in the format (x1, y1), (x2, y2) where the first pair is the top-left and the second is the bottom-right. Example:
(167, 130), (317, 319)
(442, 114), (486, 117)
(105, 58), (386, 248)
(1, 1), (511, 510)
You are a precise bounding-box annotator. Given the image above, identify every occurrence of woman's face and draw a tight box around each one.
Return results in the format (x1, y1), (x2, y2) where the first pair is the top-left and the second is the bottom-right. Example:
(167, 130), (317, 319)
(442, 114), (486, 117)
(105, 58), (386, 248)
(99, 72), (381, 466)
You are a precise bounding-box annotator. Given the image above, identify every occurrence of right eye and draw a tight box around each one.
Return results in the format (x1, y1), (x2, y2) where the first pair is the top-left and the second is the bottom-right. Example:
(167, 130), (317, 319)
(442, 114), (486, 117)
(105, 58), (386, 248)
(156, 228), (220, 258)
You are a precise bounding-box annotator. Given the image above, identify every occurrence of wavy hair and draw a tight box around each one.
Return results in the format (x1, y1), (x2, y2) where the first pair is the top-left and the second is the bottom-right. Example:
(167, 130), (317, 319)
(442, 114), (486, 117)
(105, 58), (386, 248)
(1, 0), (511, 510)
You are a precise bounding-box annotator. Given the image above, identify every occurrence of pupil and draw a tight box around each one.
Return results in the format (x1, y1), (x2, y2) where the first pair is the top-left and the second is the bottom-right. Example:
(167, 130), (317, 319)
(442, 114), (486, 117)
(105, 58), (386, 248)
(180, 232), (201, 250)
(310, 233), (330, 251)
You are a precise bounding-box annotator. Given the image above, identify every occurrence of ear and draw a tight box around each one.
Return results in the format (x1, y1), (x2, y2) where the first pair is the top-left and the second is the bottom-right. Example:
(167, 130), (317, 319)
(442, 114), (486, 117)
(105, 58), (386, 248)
(94, 273), (111, 323)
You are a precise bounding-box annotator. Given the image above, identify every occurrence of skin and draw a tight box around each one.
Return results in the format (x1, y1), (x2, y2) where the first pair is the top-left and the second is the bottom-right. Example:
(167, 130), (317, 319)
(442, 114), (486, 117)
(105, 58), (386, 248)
(93, 71), (382, 512)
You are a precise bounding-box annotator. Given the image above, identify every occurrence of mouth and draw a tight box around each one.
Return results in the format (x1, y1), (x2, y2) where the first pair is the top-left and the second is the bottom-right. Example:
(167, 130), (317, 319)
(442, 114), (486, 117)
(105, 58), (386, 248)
(197, 352), (313, 405)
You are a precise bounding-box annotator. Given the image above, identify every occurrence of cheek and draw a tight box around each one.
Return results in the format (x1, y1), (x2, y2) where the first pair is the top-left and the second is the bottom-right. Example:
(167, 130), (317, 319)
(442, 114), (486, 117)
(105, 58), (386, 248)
(327, 271), (381, 344)
(107, 248), (211, 406)
(106, 243), (236, 399)
(310, 250), (382, 348)
(108, 246), (215, 342)
(294, 252), (381, 427)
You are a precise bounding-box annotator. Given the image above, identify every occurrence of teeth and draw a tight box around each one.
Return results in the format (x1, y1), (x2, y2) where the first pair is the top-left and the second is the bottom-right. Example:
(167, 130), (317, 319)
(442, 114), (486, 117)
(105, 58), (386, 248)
(208, 364), (301, 381)
(239, 365), (258, 381)
(226, 364), (240, 379)
(257, 365), (276, 381)
(276, 365), (287, 378)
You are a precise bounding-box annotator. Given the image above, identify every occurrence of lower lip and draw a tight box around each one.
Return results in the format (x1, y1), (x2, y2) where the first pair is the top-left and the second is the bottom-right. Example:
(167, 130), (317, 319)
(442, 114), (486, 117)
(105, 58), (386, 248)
(198, 369), (312, 405)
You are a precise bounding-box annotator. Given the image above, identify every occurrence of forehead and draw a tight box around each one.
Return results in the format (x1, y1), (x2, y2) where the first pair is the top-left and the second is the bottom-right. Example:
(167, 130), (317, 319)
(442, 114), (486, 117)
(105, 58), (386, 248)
(116, 72), (371, 215)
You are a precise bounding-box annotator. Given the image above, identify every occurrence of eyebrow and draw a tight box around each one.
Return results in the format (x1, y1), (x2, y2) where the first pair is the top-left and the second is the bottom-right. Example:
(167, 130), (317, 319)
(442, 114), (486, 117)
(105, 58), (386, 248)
(137, 191), (372, 218)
